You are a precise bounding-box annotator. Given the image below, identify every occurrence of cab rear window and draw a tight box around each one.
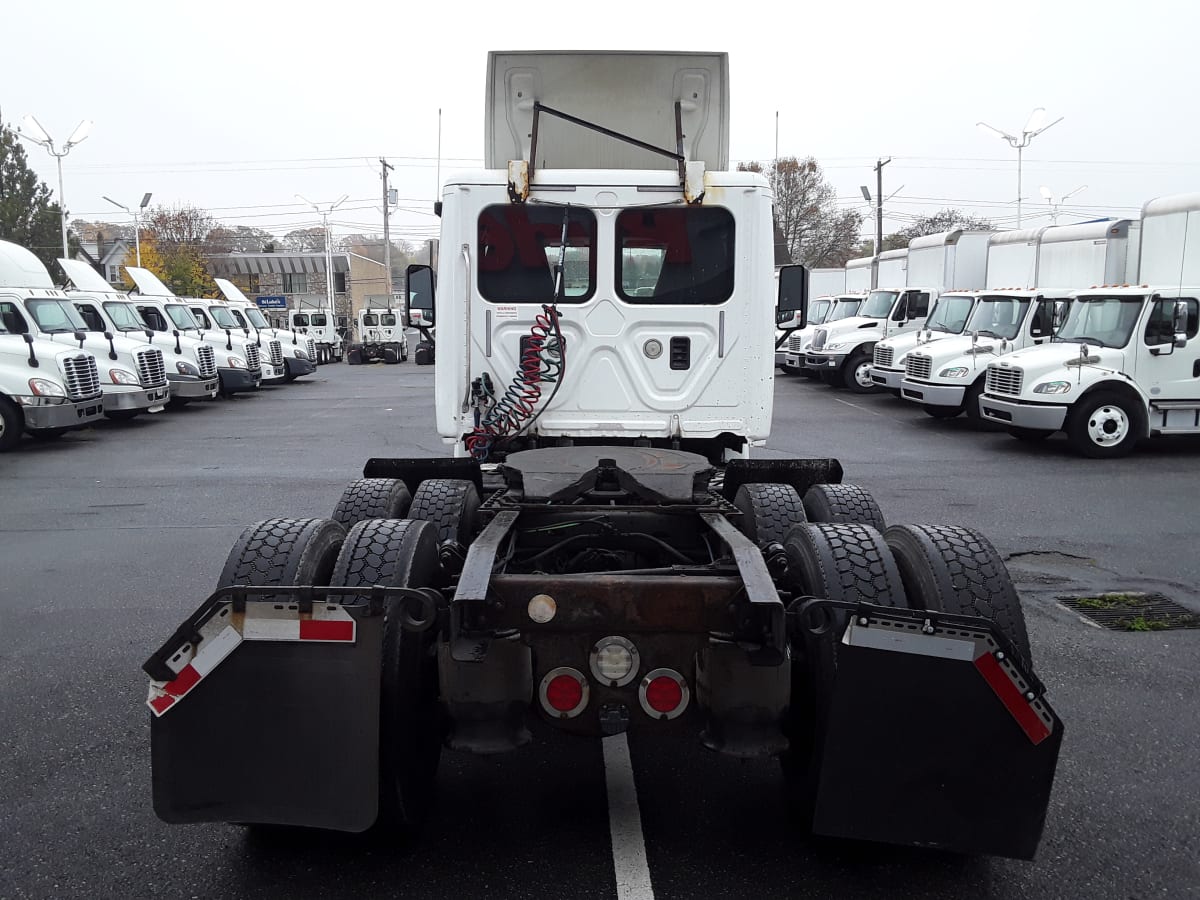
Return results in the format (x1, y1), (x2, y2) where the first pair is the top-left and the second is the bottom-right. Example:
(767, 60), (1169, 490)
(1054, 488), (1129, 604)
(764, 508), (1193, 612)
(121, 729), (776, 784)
(478, 205), (596, 303)
(616, 207), (735, 305)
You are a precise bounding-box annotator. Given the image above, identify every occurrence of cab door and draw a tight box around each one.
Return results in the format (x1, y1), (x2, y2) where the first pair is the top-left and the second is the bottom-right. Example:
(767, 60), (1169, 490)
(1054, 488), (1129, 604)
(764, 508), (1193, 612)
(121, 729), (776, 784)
(1134, 296), (1200, 401)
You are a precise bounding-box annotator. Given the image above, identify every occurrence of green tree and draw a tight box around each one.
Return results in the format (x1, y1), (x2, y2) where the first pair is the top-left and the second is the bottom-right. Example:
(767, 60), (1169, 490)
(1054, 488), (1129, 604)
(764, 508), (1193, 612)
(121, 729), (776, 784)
(139, 204), (218, 296)
(0, 120), (69, 272)
(740, 157), (864, 267)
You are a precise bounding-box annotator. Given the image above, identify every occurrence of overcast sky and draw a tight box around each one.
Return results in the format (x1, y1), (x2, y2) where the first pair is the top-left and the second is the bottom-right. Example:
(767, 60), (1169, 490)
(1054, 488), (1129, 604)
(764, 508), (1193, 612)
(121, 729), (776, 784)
(4, 0), (1197, 248)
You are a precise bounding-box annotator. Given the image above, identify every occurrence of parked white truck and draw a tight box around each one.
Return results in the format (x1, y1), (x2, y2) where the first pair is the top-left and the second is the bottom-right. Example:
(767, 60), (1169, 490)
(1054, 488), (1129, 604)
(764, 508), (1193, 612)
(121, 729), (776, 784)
(125, 267), (262, 396)
(289, 309), (344, 364)
(58, 259), (219, 406)
(214, 279), (318, 382)
(868, 291), (982, 390)
(903, 220), (1139, 420)
(980, 194), (1199, 456)
(0, 250), (104, 448)
(0, 241), (168, 421)
(346, 306), (409, 364)
(782, 294), (864, 374)
(189, 296), (287, 385)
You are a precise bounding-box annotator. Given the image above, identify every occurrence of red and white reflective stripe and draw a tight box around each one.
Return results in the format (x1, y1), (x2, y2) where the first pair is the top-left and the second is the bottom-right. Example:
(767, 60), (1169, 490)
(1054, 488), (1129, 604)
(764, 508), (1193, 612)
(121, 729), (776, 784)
(146, 602), (357, 717)
(241, 603), (357, 643)
(974, 651), (1052, 746)
(147, 624), (242, 717)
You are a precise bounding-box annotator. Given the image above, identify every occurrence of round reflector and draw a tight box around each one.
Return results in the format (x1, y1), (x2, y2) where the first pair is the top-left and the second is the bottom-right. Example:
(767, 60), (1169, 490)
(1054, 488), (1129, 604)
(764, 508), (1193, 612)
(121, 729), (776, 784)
(638, 668), (690, 720)
(589, 635), (640, 687)
(539, 667), (589, 718)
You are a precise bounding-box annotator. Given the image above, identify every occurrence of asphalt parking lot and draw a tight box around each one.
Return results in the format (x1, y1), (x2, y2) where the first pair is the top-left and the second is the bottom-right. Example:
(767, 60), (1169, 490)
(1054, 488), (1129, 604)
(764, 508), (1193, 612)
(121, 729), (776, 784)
(2, 363), (1198, 900)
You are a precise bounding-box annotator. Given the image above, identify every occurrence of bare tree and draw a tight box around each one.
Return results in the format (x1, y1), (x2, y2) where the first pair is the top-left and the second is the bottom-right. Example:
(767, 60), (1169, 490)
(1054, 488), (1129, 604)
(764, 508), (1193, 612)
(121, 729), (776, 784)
(145, 204), (216, 250)
(740, 156), (864, 268)
(883, 209), (993, 250)
(281, 228), (326, 252)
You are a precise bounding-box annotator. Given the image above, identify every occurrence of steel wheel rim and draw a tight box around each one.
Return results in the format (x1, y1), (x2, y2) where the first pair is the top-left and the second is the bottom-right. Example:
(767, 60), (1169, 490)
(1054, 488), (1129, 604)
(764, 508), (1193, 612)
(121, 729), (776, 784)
(854, 362), (873, 388)
(1087, 404), (1129, 446)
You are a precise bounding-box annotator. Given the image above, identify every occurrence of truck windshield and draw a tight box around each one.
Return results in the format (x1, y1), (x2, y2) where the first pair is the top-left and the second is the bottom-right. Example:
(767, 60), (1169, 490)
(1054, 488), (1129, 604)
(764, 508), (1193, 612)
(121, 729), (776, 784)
(617, 207), (734, 305)
(827, 299), (863, 322)
(206, 306), (238, 329)
(925, 295), (975, 333)
(165, 304), (200, 330)
(860, 290), (898, 318)
(478, 204), (596, 303)
(26, 299), (89, 333)
(1056, 295), (1145, 348)
(100, 301), (149, 332)
(244, 307), (269, 329)
(967, 296), (1032, 340)
(810, 298), (832, 323)
(227, 308), (249, 328)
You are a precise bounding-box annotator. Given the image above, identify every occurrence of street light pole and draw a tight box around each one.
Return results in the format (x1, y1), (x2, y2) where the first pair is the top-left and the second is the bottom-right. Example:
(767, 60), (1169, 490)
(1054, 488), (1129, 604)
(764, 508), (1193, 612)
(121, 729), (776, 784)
(18, 115), (92, 258)
(103, 192), (152, 268)
(296, 194), (348, 322)
(976, 108), (1063, 228)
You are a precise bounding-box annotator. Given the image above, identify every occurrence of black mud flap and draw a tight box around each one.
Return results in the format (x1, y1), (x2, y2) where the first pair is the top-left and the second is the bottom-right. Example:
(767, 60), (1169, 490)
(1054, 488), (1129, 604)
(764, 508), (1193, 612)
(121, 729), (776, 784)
(149, 602), (383, 832)
(809, 610), (1062, 860)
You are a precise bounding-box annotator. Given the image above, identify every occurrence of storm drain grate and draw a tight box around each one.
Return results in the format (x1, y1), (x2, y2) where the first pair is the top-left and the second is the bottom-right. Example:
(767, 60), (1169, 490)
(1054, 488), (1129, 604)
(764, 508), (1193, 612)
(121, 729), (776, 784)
(1059, 592), (1200, 631)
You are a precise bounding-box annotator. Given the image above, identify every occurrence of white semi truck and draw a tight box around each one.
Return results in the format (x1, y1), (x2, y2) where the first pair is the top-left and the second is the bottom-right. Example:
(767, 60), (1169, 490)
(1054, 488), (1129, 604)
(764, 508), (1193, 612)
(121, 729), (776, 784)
(782, 293), (864, 374)
(289, 308), (344, 364)
(868, 292), (982, 391)
(125, 267), (262, 396)
(0, 252), (104, 448)
(902, 220), (1139, 420)
(0, 241), (168, 421)
(803, 233), (992, 392)
(145, 50), (1062, 861)
(346, 306), (409, 364)
(213, 279), (318, 382)
(189, 297), (287, 386)
(58, 258), (219, 406)
(980, 193), (1199, 457)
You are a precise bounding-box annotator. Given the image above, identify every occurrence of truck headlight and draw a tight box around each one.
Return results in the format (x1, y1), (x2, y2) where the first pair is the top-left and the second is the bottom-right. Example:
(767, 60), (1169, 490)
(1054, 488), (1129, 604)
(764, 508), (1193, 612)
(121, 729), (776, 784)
(175, 360), (200, 376)
(938, 366), (969, 378)
(293, 348), (309, 361)
(109, 368), (141, 385)
(227, 356), (246, 369)
(1033, 381), (1072, 395)
(29, 377), (67, 397)
(825, 342), (848, 352)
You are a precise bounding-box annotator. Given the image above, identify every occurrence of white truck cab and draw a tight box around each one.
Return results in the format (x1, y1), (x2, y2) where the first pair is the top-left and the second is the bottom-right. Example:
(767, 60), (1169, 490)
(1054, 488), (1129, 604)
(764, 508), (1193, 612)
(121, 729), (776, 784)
(58, 258), (219, 405)
(125, 267), (262, 396)
(289, 310), (343, 364)
(868, 291), (981, 391)
(903, 219), (1139, 421)
(404, 51), (779, 459)
(776, 268), (843, 370)
(214, 279), (317, 382)
(191, 299), (286, 385)
(0, 241), (168, 421)
(782, 294), (855, 374)
(346, 307), (409, 364)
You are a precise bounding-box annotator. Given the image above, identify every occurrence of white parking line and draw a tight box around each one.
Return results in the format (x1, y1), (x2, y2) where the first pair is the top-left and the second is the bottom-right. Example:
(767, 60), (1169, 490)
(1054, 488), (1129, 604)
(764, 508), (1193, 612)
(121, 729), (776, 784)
(602, 733), (656, 900)
(834, 397), (883, 417)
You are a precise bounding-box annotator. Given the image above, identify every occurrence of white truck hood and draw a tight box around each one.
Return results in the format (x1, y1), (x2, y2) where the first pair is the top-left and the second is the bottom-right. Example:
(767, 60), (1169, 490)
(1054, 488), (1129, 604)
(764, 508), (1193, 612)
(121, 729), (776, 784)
(989, 342), (1127, 389)
(817, 317), (885, 342)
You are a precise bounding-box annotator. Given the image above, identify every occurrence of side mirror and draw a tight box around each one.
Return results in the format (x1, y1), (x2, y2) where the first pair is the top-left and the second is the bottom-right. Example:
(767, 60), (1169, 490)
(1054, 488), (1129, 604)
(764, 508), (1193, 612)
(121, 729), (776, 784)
(74, 330), (86, 347)
(406, 264), (436, 327)
(777, 264), (809, 329)
(1173, 299), (1189, 348)
(103, 330), (114, 340)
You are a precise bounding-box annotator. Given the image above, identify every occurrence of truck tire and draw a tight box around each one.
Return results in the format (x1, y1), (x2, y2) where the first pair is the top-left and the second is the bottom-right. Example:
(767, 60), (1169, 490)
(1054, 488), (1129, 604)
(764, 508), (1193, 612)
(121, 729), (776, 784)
(330, 518), (442, 827)
(802, 483), (886, 532)
(842, 349), (877, 393)
(0, 397), (23, 451)
(408, 478), (481, 546)
(332, 478), (413, 529)
(382, 345), (400, 365)
(732, 483), (807, 545)
(783, 522), (908, 613)
(963, 378), (987, 423)
(217, 517), (346, 602)
(1065, 389), (1144, 459)
(884, 523), (1032, 666)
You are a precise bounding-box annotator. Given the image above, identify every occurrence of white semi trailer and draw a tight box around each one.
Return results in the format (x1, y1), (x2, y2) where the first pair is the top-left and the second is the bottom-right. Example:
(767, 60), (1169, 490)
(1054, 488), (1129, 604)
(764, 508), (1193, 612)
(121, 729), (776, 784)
(58, 258), (219, 405)
(0, 252), (105, 448)
(903, 220), (1139, 420)
(125, 267), (262, 396)
(0, 242), (168, 421)
(980, 193), (1200, 456)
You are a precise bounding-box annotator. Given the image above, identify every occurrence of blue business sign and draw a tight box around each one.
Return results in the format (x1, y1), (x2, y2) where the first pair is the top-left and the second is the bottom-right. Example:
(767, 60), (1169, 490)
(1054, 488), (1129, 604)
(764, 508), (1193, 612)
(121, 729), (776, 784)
(255, 295), (288, 309)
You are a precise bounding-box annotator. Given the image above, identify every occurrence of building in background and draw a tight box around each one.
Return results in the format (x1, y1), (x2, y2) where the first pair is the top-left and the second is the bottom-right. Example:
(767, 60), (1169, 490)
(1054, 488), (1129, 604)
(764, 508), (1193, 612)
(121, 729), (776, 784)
(74, 236), (134, 285)
(206, 251), (356, 328)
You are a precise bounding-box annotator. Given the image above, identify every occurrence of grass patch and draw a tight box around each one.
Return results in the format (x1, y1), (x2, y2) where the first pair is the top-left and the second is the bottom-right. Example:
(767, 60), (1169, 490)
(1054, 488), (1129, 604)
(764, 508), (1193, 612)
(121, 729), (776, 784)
(1121, 616), (1171, 632)
(1072, 592), (1150, 610)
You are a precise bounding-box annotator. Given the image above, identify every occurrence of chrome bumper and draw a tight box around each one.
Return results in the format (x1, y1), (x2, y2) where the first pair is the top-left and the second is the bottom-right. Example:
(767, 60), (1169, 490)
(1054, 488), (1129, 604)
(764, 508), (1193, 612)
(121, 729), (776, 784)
(978, 395), (1069, 430)
(23, 396), (104, 428)
(168, 374), (219, 399)
(104, 384), (170, 411)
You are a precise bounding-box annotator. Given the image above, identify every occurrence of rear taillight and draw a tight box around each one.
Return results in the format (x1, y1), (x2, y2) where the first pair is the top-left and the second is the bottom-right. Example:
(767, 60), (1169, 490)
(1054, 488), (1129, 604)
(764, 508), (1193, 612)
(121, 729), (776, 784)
(639, 668), (689, 720)
(539, 667), (589, 719)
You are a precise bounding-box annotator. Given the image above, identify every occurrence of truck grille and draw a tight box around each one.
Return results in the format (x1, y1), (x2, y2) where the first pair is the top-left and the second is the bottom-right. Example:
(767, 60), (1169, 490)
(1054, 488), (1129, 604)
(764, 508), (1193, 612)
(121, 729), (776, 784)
(905, 354), (932, 381)
(268, 340), (284, 367)
(788, 333), (804, 353)
(245, 343), (261, 371)
(306, 338), (316, 360)
(986, 365), (1023, 396)
(195, 344), (217, 378)
(61, 354), (101, 399)
(812, 328), (827, 351)
(874, 346), (894, 368)
(136, 348), (167, 388)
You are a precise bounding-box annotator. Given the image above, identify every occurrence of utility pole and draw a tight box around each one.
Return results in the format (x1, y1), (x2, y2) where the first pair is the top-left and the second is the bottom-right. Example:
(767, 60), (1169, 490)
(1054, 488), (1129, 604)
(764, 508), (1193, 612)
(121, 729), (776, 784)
(872, 158), (891, 289)
(380, 157), (395, 298)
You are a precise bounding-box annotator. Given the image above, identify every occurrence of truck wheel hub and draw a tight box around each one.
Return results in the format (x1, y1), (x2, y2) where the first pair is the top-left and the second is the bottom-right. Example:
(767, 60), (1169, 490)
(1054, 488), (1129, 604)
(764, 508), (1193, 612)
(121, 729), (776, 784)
(1088, 405), (1128, 444)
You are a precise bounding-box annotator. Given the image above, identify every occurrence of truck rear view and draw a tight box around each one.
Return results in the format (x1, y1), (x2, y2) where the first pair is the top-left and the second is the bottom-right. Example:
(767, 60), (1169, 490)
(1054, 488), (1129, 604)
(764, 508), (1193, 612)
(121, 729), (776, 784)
(144, 50), (1062, 860)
